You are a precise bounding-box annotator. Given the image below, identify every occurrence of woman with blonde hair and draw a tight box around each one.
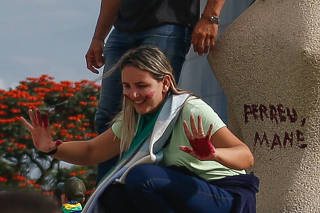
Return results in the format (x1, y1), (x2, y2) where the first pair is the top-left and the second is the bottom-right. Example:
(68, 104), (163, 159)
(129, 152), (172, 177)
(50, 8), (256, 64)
(21, 46), (258, 213)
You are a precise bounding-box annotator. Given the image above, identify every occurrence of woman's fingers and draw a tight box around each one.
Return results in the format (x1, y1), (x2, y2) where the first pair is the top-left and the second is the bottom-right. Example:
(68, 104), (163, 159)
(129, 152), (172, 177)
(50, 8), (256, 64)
(189, 115), (198, 136)
(36, 109), (43, 127)
(185, 114), (214, 139)
(190, 114), (206, 138)
(44, 115), (52, 137)
(179, 146), (199, 159)
(179, 146), (193, 154)
(29, 109), (37, 127)
(28, 108), (49, 128)
(20, 116), (40, 148)
(20, 117), (34, 132)
(197, 115), (205, 137)
(42, 113), (49, 128)
(206, 124), (213, 138)
(183, 120), (192, 141)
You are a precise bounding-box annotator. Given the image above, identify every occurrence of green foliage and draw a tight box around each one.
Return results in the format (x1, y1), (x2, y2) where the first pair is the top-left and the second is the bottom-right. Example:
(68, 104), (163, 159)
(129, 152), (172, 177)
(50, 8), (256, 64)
(0, 75), (100, 195)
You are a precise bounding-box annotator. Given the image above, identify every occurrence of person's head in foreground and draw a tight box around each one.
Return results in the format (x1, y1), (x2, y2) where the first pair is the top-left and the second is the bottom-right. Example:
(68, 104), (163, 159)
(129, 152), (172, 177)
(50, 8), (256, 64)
(0, 191), (61, 213)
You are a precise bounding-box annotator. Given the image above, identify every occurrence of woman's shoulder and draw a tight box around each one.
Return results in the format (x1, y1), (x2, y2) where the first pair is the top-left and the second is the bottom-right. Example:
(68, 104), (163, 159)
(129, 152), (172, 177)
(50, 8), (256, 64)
(180, 95), (226, 129)
(182, 96), (214, 114)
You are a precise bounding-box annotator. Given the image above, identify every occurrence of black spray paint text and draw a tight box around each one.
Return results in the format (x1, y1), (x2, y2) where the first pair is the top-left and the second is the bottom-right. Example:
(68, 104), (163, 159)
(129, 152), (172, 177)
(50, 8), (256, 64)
(244, 104), (307, 149)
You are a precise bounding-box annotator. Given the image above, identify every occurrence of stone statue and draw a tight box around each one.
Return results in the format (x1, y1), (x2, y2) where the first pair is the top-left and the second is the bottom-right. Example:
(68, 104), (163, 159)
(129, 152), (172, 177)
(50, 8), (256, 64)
(208, 0), (320, 212)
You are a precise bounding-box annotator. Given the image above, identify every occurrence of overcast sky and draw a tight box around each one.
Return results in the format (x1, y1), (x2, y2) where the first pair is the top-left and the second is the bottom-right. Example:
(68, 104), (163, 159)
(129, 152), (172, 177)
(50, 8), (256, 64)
(0, 0), (102, 90)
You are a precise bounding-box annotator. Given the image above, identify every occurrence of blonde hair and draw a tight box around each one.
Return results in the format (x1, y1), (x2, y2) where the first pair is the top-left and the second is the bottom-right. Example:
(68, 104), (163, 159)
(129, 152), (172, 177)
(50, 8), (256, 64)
(104, 46), (187, 156)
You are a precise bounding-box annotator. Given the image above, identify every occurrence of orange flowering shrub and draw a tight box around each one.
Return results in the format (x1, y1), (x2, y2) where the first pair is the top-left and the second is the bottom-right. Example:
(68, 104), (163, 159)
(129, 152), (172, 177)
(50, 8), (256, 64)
(0, 75), (100, 194)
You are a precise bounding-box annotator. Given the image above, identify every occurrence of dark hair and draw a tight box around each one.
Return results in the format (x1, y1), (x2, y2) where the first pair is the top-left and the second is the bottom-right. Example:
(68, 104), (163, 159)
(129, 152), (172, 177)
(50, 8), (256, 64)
(0, 191), (61, 213)
(64, 177), (86, 203)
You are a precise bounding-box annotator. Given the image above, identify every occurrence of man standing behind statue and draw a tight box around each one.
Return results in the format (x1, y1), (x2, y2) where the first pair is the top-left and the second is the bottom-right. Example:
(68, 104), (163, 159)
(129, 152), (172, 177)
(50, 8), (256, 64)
(85, 0), (226, 182)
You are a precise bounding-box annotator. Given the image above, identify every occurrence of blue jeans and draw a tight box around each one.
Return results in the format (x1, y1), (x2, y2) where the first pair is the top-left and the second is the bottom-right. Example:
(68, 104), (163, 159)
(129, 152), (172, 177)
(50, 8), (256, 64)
(95, 24), (191, 182)
(99, 164), (234, 213)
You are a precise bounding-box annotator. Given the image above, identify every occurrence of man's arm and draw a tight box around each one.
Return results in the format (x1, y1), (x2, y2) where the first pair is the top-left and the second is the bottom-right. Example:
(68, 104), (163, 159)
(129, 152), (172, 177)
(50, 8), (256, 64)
(191, 0), (226, 55)
(85, 0), (121, 74)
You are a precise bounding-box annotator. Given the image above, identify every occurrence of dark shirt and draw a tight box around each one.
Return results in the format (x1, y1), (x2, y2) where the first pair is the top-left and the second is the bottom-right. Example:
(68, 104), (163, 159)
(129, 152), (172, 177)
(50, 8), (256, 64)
(114, 0), (200, 32)
(210, 173), (260, 213)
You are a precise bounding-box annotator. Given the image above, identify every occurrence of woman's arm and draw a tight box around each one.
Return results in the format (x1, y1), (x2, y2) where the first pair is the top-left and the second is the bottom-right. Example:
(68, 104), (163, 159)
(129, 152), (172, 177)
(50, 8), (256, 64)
(211, 127), (254, 170)
(53, 129), (120, 166)
(20, 108), (120, 166)
(180, 115), (254, 170)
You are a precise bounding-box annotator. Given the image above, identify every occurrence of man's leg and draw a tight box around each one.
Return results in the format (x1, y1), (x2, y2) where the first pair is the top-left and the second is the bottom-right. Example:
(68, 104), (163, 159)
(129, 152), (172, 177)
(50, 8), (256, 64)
(95, 29), (134, 182)
(137, 24), (191, 82)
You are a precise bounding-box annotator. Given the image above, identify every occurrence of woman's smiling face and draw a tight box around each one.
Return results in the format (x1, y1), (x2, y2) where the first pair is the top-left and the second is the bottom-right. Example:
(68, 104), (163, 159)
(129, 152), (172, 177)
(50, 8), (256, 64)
(121, 65), (169, 114)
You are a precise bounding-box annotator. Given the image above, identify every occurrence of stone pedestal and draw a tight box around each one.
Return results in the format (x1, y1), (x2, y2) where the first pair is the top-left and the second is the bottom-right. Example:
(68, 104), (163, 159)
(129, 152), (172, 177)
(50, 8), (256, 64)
(208, 0), (320, 212)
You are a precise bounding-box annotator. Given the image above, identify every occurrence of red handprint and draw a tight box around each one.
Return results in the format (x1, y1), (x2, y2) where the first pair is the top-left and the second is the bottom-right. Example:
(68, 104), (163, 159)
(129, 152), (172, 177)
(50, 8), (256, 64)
(180, 115), (215, 160)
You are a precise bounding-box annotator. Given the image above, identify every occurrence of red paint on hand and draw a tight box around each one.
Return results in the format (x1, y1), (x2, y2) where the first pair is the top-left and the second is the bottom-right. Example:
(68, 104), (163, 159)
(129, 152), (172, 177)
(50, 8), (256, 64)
(189, 135), (215, 157)
(36, 110), (43, 126)
(42, 114), (49, 128)
(180, 146), (193, 153)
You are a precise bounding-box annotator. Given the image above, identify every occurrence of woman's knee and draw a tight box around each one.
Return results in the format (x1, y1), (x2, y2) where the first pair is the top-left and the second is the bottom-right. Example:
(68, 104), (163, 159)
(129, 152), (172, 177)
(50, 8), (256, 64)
(125, 164), (158, 186)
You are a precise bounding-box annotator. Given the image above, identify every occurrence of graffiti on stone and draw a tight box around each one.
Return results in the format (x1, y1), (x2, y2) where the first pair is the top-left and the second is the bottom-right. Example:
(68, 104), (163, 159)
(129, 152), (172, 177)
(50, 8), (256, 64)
(244, 104), (307, 149)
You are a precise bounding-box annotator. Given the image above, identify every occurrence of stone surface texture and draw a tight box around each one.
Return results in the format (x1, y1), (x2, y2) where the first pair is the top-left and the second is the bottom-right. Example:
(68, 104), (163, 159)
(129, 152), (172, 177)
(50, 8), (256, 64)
(208, 0), (320, 212)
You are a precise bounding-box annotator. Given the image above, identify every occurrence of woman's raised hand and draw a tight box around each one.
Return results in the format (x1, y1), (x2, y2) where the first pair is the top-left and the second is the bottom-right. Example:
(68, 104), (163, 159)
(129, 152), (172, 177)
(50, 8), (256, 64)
(180, 115), (216, 161)
(20, 108), (57, 153)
